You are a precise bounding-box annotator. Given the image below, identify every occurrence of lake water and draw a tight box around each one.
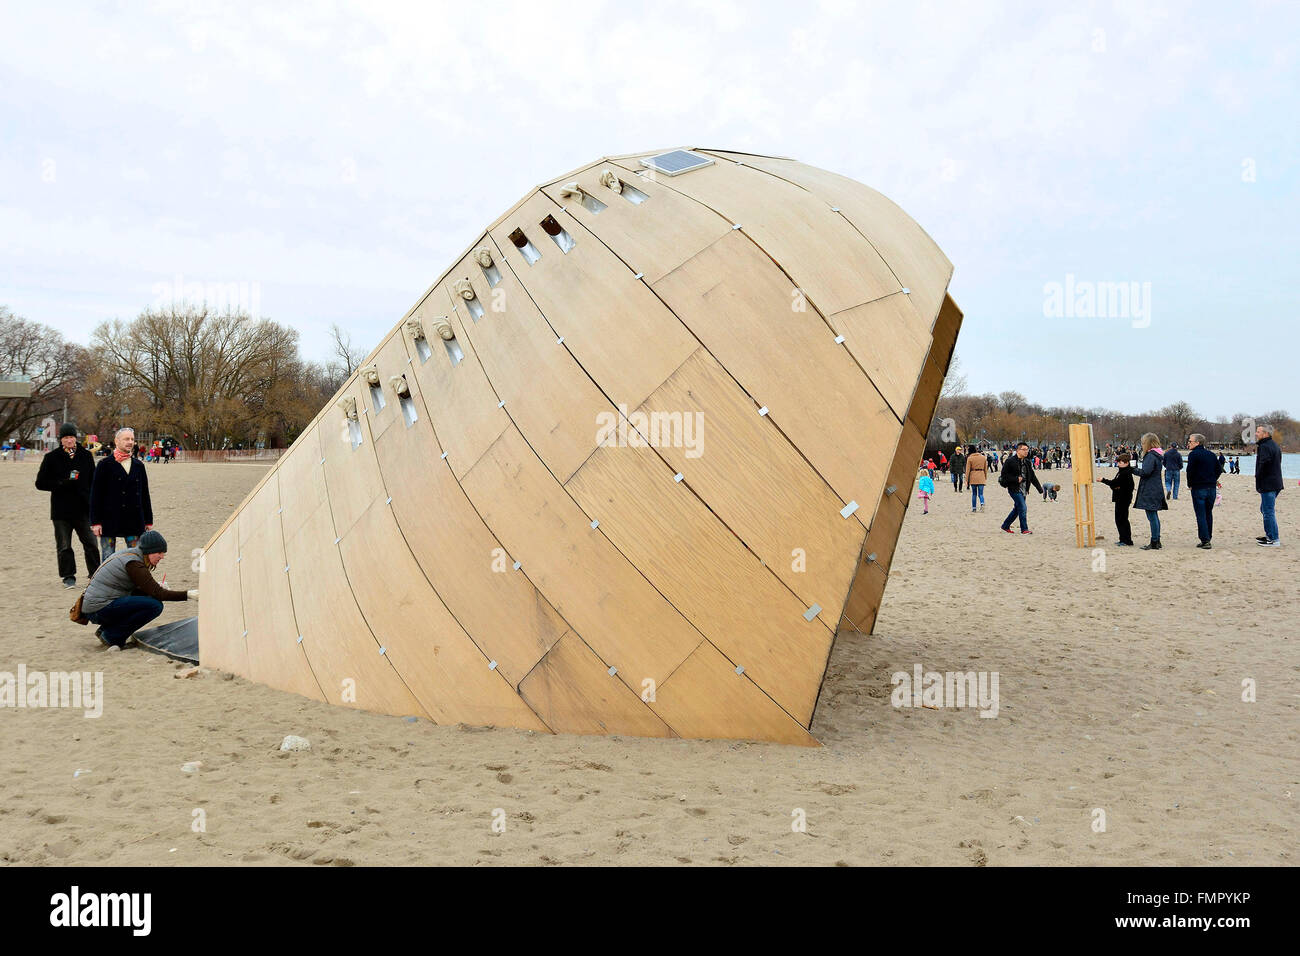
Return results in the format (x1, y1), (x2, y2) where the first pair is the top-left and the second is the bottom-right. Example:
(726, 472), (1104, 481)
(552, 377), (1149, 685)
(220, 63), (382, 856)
(1228, 453), (1300, 481)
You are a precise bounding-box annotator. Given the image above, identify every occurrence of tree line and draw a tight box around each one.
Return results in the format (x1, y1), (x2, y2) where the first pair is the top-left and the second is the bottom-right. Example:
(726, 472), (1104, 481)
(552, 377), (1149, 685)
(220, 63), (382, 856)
(934, 357), (1295, 452)
(1, 304), (359, 450)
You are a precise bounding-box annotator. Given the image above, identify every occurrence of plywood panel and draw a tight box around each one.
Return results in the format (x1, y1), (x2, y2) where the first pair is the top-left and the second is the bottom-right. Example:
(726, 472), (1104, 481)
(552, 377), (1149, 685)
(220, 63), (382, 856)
(460, 425), (702, 689)
(841, 421), (926, 632)
(700, 150), (953, 329)
(650, 641), (818, 746)
(540, 166), (731, 285)
(930, 293), (963, 372)
(237, 476), (325, 702)
(283, 498), (427, 716)
(320, 378), (388, 538)
(197, 527), (247, 676)
(908, 348), (947, 435)
(652, 231), (901, 514)
(566, 441), (832, 725)
(829, 292), (932, 419)
(518, 633), (676, 737)
(275, 427), (327, 543)
(372, 364), (568, 687)
(446, 243), (610, 482)
(403, 284), (509, 479)
(488, 193), (696, 413)
(339, 495), (550, 731)
(640, 348), (863, 622)
(613, 156), (900, 316)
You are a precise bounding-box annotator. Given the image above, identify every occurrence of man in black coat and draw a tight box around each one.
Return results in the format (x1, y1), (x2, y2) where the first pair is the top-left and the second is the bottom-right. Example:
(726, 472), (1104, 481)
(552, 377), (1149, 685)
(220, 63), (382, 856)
(1185, 434), (1224, 549)
(89, 427), (154, 561)
(1163, 443), (1184, 501)
(35, 423), (101, 588)
(1254, 424), (1284, 547)
(999, 442), (1043, 534)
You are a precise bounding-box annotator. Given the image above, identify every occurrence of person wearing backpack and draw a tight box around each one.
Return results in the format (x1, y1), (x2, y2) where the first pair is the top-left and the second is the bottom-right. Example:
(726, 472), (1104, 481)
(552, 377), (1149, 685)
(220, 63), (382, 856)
(999, 442), (1043, 534)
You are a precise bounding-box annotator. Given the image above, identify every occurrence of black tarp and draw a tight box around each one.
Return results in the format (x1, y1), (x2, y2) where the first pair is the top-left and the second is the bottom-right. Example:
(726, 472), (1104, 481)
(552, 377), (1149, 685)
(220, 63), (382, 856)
(132, 616), (199, 664)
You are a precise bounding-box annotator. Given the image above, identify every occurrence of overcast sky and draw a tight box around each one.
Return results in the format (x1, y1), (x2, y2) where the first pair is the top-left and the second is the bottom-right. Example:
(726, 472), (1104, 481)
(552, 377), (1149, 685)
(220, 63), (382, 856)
(2, 1), (1296, 416)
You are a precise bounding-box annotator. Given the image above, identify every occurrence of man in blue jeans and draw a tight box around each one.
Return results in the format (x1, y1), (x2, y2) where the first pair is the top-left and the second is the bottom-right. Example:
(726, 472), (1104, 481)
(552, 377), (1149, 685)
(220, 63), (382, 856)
(1253, 424), (1284, 546)
(1163, 443), (1184, 501)
(999, 442), (1043, 534)
(78, 530), (196, 648)
(1184, 434), (1223, 549)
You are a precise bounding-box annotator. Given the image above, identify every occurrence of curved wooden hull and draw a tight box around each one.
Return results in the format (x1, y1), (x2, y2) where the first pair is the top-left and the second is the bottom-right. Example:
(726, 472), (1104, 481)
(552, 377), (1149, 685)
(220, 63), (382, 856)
(199, 148), (961, 745)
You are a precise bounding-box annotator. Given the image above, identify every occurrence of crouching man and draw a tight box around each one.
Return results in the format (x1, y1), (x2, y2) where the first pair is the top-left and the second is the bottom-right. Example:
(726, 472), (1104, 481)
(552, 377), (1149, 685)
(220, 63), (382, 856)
(79, 530), (197, 649)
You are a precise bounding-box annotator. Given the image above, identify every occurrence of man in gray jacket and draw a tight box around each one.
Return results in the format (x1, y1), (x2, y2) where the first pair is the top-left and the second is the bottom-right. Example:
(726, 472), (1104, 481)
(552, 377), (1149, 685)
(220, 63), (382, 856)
(81, 530), (196, 648)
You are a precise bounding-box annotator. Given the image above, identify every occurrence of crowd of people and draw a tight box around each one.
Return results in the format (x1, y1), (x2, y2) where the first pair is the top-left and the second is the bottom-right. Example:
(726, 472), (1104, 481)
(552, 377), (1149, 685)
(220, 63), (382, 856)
(921, 425), (1286, 549)
(34, 423), (196, 649)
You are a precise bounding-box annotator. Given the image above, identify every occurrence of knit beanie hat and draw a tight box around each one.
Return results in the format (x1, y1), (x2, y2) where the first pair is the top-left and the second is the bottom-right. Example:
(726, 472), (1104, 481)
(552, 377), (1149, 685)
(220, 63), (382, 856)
(59, 423), (78, 439)
(138, 530), (167, 555)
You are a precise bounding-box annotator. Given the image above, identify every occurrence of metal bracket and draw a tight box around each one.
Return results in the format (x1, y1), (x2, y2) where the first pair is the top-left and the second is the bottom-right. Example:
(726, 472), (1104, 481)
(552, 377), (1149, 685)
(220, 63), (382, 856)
(840, 500), (859, 518)
(803, 604), (822, 622)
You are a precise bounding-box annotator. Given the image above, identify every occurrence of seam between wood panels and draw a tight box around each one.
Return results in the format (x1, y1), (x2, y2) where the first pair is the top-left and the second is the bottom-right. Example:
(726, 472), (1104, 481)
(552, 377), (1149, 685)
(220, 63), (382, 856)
(310, 408), (436, 722)
(265, 468), (330, 703)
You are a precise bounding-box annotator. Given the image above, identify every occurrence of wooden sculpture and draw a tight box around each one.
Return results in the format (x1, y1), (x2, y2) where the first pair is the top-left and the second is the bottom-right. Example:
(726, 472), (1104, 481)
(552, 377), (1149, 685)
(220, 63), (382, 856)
(199, 148), (962, 745)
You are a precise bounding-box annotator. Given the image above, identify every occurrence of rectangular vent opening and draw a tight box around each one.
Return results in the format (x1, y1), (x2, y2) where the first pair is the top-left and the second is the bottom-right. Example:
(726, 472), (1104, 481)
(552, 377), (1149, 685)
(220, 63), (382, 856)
(617, 179), (649, 204)
(443, 337), (465, 366)
(578, 191), (607, 214)
(400, 393), (418, 426)
(640, 149), (714, 177)
(508, 228), (542, 265)
(414, 337), (432, 363)
(465, 296), (485, 321)
(480, 261), (503, 287)
(540, 214), (575, 253)
(348, 419), (363, 449)
(368, 383), (385, 412)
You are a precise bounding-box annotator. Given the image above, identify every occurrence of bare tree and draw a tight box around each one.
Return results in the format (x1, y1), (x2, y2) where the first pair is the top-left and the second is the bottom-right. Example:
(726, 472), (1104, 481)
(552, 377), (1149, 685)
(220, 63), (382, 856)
(327, 323), (365, 382)
(0, 306), (84, 441)
(940, 353), (968, 397)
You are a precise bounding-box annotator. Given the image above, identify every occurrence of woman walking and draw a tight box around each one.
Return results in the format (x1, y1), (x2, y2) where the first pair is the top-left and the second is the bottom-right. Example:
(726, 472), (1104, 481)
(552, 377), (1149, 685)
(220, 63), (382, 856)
(1134, 432), (1168, 550)
(965, 444), (987, 512)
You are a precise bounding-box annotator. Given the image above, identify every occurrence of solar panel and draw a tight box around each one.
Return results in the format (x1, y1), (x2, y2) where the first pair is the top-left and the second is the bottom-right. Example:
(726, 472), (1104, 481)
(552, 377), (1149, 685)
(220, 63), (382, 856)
(640, 149), (714, 176)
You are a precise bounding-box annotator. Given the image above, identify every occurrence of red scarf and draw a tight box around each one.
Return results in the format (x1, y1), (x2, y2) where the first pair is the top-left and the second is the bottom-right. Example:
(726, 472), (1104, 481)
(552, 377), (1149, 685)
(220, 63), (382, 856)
(113, 447), (132, 462)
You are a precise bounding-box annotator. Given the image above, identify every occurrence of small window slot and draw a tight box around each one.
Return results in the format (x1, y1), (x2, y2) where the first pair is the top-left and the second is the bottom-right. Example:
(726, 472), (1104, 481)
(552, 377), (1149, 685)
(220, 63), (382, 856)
(400, 393), (418, 426)
(368, 383), (386, 412)
(414, 337), (432, 363)
(540, 215), (575, 253)
(618, 180), (649, 204)
(465, 297), (485, 321)
(578, 191), (607, 214)
(443, 337), (464, 366)
(348, 419), (363, 449)
(508, 228), (542, 265)
(480, 261), (502, 287)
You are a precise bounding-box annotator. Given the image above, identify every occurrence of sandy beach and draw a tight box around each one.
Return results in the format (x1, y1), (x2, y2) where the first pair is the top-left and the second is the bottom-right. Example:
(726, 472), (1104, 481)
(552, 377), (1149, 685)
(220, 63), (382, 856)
(1, 459), (1295, 866)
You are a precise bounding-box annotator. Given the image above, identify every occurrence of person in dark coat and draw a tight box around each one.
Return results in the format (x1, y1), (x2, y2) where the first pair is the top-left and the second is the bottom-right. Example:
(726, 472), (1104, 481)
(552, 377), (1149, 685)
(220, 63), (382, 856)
(34, 423), (101, 588)
(999, 442), (1043, 534)
(1133, 432), (1168, 550)
(89, 427), (154, 562)
(1097, 451), (1136, 545)
(1185, 434), (1225, 548)
(1216, 451), (1227, 474)
(950, 448), (966, 493)
(1162, 443), (1184, 500)
(1253, 423), (1284, 546)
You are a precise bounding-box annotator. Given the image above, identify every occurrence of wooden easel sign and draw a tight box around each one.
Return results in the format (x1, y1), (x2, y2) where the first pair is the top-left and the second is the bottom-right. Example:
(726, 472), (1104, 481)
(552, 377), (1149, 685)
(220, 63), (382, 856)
(1069, 423), (1097, 547)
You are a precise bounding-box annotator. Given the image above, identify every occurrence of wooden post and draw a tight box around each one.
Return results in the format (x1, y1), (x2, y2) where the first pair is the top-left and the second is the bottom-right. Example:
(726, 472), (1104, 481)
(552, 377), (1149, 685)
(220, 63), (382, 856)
(1069, 423), (1097, 547)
